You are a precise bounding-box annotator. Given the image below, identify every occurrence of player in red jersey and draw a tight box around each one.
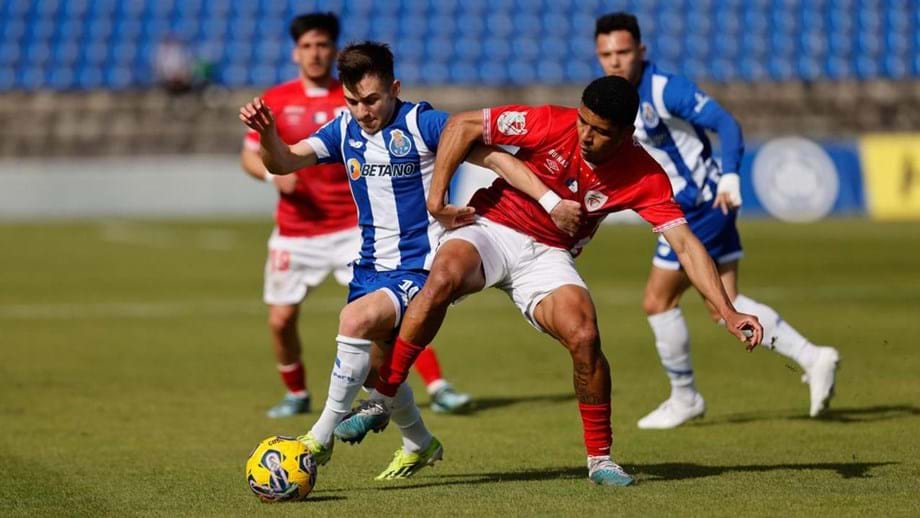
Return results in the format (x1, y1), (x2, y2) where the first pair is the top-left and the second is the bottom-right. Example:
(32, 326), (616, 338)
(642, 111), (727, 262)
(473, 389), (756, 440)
(334, 76), (763, 485)
(241, 13), (470, 418)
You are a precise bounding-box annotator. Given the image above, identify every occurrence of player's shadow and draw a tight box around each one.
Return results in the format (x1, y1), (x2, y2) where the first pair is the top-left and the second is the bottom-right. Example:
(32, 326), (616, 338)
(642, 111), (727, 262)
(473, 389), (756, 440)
(632, 461), (897, 482)
(690, 404), (920, 426)
(420, 393), (576, 414)
(371, 460), (895, 491)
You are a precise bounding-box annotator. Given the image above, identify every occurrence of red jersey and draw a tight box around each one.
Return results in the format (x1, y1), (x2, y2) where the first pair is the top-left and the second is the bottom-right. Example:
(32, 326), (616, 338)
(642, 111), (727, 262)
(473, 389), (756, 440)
(244, 79), (357, 237)
(472, 104), (687, 256)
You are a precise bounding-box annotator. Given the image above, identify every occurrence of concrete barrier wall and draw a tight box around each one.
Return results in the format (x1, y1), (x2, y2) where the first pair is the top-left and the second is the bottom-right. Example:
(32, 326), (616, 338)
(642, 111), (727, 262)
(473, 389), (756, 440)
(0, 155), (275, 220)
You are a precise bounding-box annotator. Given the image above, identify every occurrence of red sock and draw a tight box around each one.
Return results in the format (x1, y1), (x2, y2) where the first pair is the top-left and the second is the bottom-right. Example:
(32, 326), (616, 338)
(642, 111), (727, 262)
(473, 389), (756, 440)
(412, 346), (443, 386)
(578, 402), (612, 457)
(277, 362), (306, 396)
(376, 336), (426, 398)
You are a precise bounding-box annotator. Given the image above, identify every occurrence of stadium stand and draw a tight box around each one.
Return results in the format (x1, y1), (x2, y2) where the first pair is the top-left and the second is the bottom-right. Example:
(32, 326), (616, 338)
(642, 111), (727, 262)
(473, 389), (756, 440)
(1, 0), (918, 156)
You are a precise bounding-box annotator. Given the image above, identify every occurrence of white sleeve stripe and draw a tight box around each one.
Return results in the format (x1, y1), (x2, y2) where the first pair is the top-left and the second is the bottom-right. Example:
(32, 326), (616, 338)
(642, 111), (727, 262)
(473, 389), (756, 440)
(405, 104), (430, 155)
(652, 217), (687, 233)
(651, 75), (671, 119)
(304, 137), (329, 159)
(482, 108), (492, 145)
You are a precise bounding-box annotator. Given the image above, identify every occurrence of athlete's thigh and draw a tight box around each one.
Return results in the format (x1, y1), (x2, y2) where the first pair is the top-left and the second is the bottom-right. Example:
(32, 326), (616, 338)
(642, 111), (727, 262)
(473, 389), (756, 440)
(507, 245), (591, 334)
(428, 238), (487, 298)
(533, 284), (598, 344)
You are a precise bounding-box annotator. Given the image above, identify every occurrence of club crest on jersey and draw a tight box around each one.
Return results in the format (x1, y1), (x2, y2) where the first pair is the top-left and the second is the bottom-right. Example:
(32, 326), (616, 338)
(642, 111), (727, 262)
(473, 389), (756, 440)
(497, 111), (527, 136)
(640, 102), (659, 128)
(347, 158), (362, 181)
(584, 190), (608, 212)
(388, 129), (412, 157)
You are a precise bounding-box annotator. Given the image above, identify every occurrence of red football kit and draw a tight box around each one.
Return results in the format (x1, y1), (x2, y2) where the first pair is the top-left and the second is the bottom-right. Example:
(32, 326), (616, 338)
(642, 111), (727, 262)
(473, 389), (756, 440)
(472, 104), (687, 255)
(245, 79), (356, 237)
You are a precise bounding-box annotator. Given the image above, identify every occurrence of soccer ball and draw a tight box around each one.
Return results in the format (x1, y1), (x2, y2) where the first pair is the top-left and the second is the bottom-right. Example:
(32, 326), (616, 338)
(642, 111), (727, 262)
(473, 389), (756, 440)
(245, 436), (317, 502)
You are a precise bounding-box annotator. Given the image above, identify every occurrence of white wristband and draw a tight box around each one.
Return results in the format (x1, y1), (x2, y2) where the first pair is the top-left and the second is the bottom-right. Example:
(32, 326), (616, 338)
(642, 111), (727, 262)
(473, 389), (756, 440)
(538, 190), (562, 213)
(263, 171), (275, 184)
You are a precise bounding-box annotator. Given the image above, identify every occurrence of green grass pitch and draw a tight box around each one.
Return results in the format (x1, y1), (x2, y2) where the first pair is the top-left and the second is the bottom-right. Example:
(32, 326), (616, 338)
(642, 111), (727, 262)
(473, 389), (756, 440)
(1, 218), (918, 517)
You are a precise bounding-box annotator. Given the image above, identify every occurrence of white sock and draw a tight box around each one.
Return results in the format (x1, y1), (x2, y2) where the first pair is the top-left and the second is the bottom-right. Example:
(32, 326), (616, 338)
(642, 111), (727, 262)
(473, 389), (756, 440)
(309, 335), (372, 446)
(732, 294), (821, 369)
(426, 378), (449, 395)
(647, 307), (697, 403)
(390, 383), (432, 453)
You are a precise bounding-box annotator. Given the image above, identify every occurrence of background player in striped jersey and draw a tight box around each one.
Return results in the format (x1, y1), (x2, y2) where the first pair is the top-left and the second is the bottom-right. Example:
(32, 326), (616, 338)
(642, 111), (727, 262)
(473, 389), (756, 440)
(595, 12), (840, 428)
(335, 76), (763, 486)
(241, 15), (470, 419)
(240, 42), (565, 479)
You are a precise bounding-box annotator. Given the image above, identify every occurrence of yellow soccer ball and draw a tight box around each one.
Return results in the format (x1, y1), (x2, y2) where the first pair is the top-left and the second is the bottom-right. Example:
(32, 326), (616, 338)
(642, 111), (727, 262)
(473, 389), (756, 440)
(245, 436), (317, 502)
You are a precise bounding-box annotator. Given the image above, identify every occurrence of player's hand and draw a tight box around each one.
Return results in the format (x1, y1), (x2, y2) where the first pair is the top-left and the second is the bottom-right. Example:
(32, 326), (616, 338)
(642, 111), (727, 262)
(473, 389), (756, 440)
(550, 200), (584, 236)
(270, 173), (298, 194)
(714, 173), (742, 215)
(430, 204), (476, 230)
(724, 310), (763, 351)
(239, 97), (275, 135)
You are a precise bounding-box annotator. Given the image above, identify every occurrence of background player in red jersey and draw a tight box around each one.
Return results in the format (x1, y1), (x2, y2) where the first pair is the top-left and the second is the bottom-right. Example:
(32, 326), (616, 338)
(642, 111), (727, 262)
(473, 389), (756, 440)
(335, 76), (763, 486)
(241, 13), (470, 418)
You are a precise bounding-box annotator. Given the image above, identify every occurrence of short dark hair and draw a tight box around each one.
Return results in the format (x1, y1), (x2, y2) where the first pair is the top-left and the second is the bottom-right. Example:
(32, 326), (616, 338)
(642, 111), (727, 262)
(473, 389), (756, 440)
(289, 12), (340, 43)
(337, 41), (395, 91)
(595, 12), (641, 42)
(581, 76), (639, 128)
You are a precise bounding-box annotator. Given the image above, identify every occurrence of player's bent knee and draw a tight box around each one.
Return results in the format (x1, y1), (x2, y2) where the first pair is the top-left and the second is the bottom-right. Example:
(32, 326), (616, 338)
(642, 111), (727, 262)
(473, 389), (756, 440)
(422, 266), (464, 305)
(338, 304), (382, 338)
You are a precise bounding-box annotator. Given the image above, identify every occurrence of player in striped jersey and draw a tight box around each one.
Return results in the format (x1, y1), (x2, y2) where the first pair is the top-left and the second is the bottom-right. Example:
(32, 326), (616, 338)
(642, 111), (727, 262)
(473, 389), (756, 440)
(595, 12), (839, 427)
(240, 13), (471, 420)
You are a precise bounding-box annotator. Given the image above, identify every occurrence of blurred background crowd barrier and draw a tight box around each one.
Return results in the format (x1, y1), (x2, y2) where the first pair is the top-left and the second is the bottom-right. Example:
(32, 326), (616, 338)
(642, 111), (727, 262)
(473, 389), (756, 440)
(1, 0), (918, 220)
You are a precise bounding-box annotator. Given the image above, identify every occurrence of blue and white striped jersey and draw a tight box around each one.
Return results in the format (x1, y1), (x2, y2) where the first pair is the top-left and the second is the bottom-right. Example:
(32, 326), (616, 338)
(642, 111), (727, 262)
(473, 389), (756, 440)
(305, 100), (447, 272)
(633, 61), (744, 211)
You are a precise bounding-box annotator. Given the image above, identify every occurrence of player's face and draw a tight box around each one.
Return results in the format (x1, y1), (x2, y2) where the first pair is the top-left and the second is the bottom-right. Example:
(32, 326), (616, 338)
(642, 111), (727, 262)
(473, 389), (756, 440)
(343, 74), (401, 134)
(576, 105), (634, 164)
(595, 30), (645, 85)
(292, 29), (336, 82)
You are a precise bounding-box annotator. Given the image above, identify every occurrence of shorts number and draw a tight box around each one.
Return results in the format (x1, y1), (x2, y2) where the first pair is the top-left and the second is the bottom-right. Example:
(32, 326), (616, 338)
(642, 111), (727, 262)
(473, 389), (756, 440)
(269, 250), (290, 272)
(398, 279), (420, 301)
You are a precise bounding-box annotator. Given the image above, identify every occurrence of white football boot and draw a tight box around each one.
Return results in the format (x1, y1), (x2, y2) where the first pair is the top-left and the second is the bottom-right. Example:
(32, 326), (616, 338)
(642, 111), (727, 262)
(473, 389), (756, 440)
(637, 392), (705, 429)
(802, 346), (840, 417)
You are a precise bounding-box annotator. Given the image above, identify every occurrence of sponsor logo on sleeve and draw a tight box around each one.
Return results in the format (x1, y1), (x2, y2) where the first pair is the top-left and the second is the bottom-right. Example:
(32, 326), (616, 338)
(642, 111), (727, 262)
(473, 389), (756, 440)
(497, 111), (528, 136)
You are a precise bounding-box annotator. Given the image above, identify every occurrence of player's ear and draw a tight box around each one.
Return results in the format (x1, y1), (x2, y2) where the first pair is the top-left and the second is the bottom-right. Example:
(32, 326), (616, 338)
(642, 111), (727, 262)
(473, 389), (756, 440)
(291, 46), (298, 64)
(391, 79), (401, 98)
(638, 43), (647, 60)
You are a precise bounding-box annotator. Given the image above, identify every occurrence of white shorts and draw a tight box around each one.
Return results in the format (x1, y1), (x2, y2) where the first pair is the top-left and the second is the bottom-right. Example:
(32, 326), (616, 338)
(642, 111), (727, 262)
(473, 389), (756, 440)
(443, 217), (588, 332)
(263, 227), (361, 306)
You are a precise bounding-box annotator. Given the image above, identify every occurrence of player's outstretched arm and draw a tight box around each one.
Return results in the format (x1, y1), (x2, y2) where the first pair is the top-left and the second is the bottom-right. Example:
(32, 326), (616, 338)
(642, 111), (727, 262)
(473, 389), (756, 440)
(426, 111), (485, 229)
(239, 97), (318, 174)
(662, 223), (763, 349)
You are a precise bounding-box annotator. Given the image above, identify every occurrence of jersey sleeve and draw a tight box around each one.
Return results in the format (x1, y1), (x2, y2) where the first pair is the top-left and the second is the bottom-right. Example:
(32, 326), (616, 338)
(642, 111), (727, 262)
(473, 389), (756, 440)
(304, 113), (345, 164)
(632, 168), (687, 232)
(482, 104), (551, 151)
(243, 129), (260, 150)
(662, 76), (744, 173)
(414, 102), (449, 152)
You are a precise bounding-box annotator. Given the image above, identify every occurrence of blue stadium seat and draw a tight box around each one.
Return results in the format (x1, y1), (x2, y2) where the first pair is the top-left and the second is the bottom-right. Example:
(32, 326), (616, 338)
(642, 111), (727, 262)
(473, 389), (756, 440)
(1, 0), (918, 90)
